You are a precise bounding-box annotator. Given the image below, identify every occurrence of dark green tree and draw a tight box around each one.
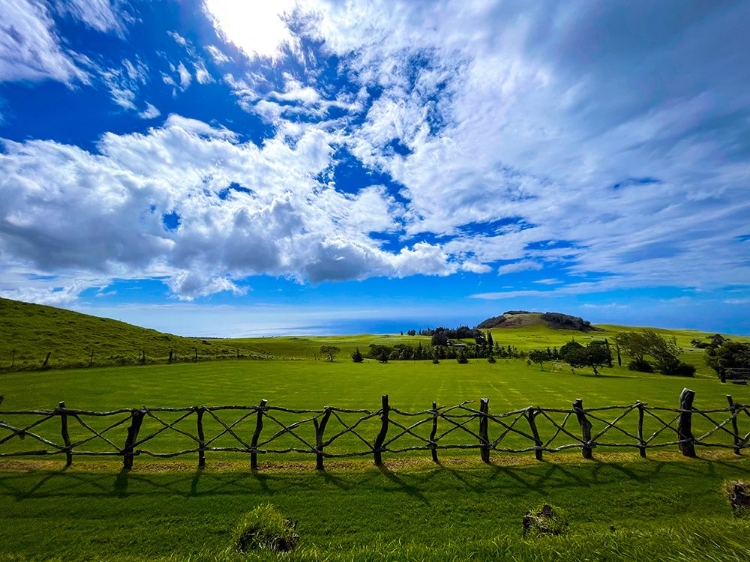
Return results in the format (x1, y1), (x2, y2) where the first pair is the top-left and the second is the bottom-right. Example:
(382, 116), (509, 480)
(351, 347), (364, 363)
(565, 343), (611, 375)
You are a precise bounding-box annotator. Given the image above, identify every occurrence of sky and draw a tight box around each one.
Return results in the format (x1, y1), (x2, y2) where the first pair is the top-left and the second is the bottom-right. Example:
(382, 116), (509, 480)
(1, 0), (749, 337)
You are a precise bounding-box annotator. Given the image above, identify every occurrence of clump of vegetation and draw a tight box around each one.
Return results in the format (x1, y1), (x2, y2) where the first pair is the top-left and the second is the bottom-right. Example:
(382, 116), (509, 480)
(615, 330), (695, 376)
(522, 504), (569, 538)
(704, 336), (750, 381)
(726, 481), (750, 518)
(234, 504), (299, 553)
(351, 347), (364, 363)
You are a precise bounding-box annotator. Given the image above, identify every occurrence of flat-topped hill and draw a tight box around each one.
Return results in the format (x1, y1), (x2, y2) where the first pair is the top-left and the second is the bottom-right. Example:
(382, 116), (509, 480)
(477, 311), (602, 332)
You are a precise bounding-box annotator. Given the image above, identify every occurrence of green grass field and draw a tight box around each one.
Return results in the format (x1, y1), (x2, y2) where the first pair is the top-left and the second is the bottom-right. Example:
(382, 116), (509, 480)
(2, 298), (750, 560)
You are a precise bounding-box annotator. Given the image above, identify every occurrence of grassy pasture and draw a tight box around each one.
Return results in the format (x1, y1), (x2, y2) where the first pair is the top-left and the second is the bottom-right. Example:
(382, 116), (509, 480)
(1, 358), (749, 463)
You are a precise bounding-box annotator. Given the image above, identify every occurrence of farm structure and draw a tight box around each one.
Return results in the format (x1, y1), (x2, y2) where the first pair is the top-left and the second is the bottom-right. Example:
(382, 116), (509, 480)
(0, 389), (748, 470)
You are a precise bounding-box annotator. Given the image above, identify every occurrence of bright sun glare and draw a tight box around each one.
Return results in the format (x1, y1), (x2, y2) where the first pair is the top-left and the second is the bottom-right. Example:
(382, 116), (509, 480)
(203, 0), (298, 60)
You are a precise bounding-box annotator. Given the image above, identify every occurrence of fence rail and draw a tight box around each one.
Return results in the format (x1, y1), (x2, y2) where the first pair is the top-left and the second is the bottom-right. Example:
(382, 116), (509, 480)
(0, 388), (748, 470)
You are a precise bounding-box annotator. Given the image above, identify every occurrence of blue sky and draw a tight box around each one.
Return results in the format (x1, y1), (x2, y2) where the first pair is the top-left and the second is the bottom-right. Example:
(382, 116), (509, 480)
(1, 0), (749, 336)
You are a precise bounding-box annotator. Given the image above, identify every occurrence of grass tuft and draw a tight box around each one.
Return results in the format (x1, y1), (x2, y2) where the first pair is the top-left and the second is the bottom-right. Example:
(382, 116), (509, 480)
(234, 504), (300, 553)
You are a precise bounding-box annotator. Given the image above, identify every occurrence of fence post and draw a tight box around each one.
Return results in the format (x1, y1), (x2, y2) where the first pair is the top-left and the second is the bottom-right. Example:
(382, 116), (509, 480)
(373, 395), (389, 466)
(677, 388), (696, 457)
(251, 399), (267, 471)
(57, 401), (72, 467)
(123, 408), (146, 470)
(573, 398), (593, 459)
(314, 408), (332, 470)
(526, 407), (543, 461)
(636, 401), (647, 458)
(727, 395), (741, 456)
(196, 406), (206, 469)
(430, 401), (439, 463)
(479, 398), (490, 463)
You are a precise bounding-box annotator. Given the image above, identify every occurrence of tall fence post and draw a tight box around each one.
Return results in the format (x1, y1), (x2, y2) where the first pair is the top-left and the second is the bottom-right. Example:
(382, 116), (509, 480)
(373, 395), (389, 466)
(57, 401), (72, 467)
(196, 406), (206, 469)
(526, 407), (543, 461)
(429, 401), (439, 463)
(573, 398), (593, 459)
(251, 399), (267, 471)
(636, 401), (647, 458)
(677, 388), (696, 457)
(479, 398), (490, 463)
(314, 407), (332, 470)
(727, 395), (741, 456)
(123, 408), (146, 470)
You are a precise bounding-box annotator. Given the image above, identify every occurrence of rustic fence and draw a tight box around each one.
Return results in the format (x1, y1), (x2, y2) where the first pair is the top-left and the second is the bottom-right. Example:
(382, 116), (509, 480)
(0, 389), (747, 470)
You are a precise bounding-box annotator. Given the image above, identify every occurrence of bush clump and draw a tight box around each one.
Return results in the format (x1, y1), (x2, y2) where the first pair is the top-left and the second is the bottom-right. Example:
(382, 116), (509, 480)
(523, 504), (569, 538)
(628, 359), (653, 373)
(234, 504), (299, 553)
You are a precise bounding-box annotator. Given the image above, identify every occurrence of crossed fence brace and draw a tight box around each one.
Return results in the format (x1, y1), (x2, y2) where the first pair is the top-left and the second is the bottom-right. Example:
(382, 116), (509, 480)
(0, 388), (748, 470)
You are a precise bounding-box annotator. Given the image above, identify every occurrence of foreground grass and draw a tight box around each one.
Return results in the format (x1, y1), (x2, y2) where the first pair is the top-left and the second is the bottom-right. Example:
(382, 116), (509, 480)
(0, 455), (748, 561)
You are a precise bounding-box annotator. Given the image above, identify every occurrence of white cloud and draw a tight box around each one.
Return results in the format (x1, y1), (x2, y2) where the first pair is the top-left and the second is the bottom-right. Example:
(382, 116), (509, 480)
(176, 62), (192, 88)
(205, 45), (231, 64)
(0, 114), (463, 299)
(194, 60), (213, 84)
(139, 102), (161, 120)
(167, 30), (188, 47)
(57, 0), (127, 35)
(497, 260), (543, 275)
(0, 0), (88, 84)
(99, 58), (149, 111)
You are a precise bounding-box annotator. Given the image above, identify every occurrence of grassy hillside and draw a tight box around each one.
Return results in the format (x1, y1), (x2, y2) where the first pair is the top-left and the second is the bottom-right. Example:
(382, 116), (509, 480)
(0, 297), (281, 371)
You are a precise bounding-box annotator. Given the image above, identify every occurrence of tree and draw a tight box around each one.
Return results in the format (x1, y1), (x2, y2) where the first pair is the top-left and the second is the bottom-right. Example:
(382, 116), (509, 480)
(615, 330), (691, 375)
(320, 345), (340, 362)
(529, 349), (548, 370)
(456, 349), (469, 364)
(351, 347), (364, 363)
(565, 342), (611, 375)
(706, 340), (750, 380)
(559, 340), (583, 362)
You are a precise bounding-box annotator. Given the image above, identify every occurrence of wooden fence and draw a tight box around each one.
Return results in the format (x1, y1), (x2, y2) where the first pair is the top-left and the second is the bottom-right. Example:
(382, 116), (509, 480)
(0, 389), (747, 470)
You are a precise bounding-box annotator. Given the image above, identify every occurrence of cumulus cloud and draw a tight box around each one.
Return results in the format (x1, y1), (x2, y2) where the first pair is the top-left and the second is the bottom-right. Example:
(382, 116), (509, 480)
(0, 115), (460, 298)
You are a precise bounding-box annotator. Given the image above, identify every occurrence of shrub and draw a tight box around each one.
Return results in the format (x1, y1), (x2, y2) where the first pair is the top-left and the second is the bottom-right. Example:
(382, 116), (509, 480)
(487, 355), (496, 364)
(628, 359), (653, 373)
(233, 504), (299, 553)
(666, 362), (696, 377)
(456, 349), (468, 364)
(351, 348), (364, 363)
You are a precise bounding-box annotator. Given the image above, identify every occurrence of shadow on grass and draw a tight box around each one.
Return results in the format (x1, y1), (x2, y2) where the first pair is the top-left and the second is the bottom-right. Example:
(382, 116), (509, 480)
(1, 454), (748, 503)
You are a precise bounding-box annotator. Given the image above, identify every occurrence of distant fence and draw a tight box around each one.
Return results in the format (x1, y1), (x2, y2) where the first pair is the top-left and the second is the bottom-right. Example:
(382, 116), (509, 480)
(0, 389), (747, 471)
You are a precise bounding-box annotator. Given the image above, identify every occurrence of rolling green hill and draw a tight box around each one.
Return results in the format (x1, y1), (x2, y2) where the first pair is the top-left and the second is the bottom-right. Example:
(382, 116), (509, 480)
(0, 297), (274, 371)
